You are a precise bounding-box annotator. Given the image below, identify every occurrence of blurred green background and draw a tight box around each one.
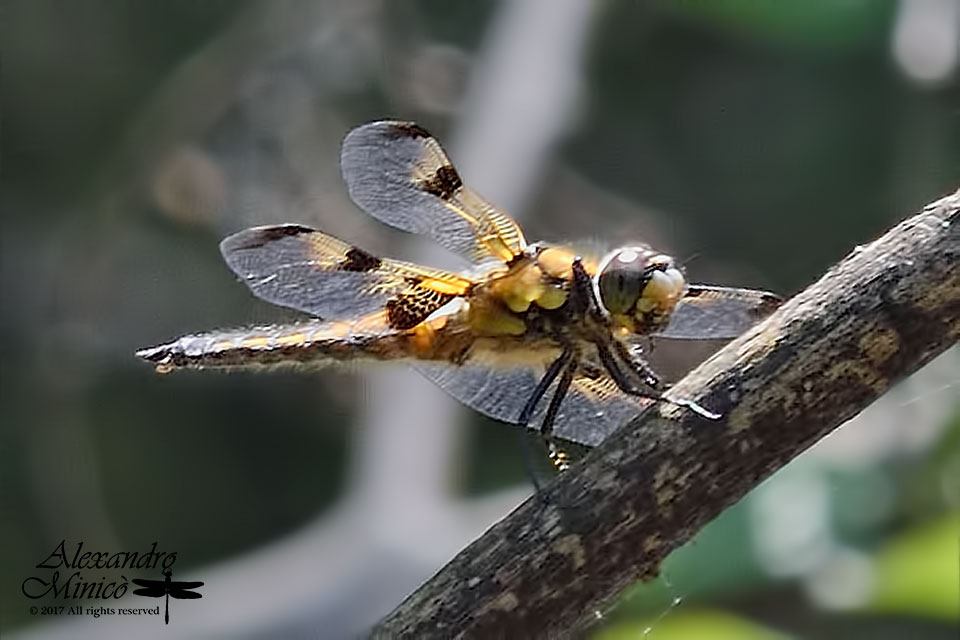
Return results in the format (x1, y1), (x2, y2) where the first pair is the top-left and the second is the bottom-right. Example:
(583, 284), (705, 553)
(2, 1), (957, 638)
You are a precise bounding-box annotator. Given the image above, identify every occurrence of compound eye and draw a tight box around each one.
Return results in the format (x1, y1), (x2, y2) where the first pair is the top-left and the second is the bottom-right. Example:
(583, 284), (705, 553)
(597, 249), (646, 314)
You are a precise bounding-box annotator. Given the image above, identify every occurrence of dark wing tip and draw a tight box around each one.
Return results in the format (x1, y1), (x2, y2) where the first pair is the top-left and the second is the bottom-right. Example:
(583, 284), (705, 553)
(220, 224), (316, 254)
(135, 342), (181, 371)
(339, 247), (383, 272)
(384, 121), (432, 139)
(342, 121), (434, 151)
(135, 344), (167, 362)
(755, 291), (785, 316)
(684, 285), (784, 310)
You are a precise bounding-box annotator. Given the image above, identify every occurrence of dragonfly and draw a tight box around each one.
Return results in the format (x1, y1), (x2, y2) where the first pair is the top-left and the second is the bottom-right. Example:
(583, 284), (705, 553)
(131, 569), (203, 625)
(137, 121), (782, 470)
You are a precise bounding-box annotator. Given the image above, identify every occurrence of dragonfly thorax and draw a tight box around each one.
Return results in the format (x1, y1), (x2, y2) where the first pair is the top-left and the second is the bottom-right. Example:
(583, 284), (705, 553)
(595, 246), (686, 334)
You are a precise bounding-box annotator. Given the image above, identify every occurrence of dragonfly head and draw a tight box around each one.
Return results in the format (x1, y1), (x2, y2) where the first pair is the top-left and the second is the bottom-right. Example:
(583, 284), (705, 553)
(595, 247), (686, 333)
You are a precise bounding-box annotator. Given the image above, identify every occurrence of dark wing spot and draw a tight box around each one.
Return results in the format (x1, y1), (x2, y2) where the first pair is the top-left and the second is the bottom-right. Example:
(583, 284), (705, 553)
(420, 164), (463, 201)
(682, 286), (784, 318)
(506, 253), (527, 269)
(386, 122), (433, 139)
(386, 288), (455, 330)
(579, 364), (604, 380)
(755, 293), (784, 316)
(229, 224), (315, 250)
(338, 247), (383, 272)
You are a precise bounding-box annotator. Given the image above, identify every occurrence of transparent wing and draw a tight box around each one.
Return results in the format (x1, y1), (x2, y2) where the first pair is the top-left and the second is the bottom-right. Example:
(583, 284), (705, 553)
(221, 224), (472, 329)
(130, 579), (163, 589)
(170, 581), (204, 591)
(415, 360), (648, 447)
(170, 588), (203, 600)
(656, 285), (782, 340)
(341, 121), (526, 266)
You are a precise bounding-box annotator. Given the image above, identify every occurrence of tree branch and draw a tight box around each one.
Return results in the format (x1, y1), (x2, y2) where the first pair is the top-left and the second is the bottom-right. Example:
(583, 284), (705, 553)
(371, 189), (960, 639)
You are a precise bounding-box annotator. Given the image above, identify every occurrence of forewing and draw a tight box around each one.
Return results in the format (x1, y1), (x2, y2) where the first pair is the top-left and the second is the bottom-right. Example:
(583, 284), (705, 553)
(656, 285), (782, 340)
(171, 581), (204, 590)
(221, 224), (472, 328)
(415, 361), (648, 447)
(170, 585), (204, 599)
(130, 578), (162, 588)
(341, 121), (526, 265)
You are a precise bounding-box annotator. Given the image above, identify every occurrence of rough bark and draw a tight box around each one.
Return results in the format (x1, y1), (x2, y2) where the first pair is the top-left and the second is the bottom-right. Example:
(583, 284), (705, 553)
(371, 188), (960, 639)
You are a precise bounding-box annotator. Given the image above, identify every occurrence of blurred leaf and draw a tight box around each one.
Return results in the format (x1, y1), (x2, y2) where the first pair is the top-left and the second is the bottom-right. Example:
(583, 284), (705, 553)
(593, 608), (793, 640)
(902, 407), (960, 520)
(869, 513), (960, 620)
(412, 0), (498, 50)
(658, 0), (894, 52)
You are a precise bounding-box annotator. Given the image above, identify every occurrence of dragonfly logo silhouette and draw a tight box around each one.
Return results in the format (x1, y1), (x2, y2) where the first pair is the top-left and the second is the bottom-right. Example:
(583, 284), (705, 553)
(131, 569), (203, 625)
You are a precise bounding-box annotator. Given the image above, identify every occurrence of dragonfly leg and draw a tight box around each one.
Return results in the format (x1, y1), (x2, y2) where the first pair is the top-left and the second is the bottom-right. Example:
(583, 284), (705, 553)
(570, 257), (601, 318)
(539, 359), (576, 472)
(516, 349), (573, 491)
(518, 350), (572, 427)
(596, 339), (650, 395)
(513, 425), (544, 494)
(613, 338), (662, 390)
(596, 340), (720, 420)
